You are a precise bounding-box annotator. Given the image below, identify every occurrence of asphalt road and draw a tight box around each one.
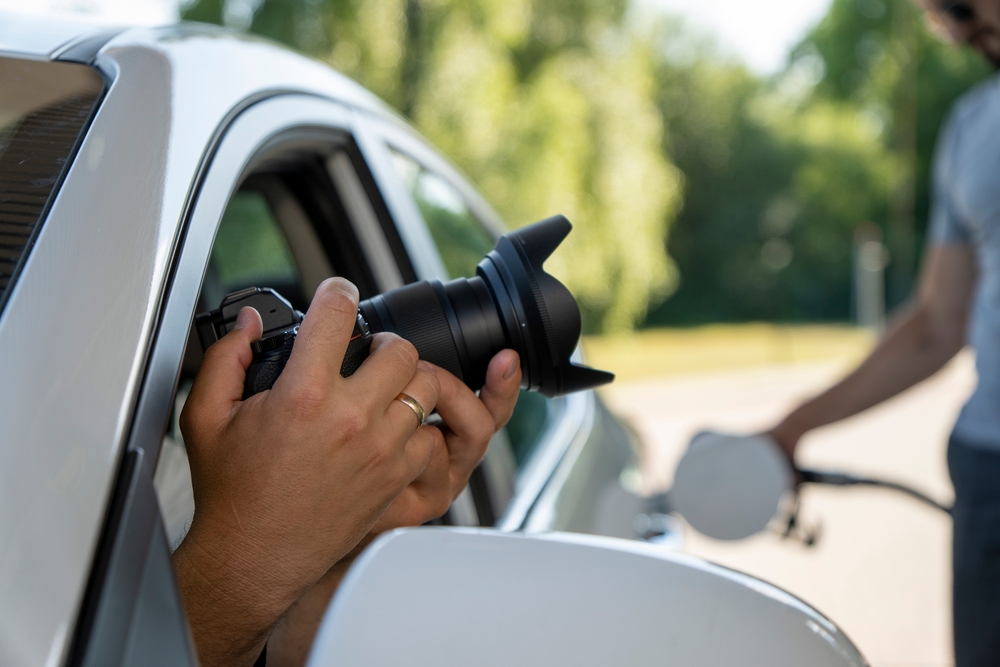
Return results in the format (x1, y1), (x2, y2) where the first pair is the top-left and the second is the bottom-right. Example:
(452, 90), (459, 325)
(602, 352), (975, 667)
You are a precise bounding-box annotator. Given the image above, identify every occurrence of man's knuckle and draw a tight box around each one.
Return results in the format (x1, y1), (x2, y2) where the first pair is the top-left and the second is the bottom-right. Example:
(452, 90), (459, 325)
(339, 407), (371, 440)
(391, 338), (419, 368)
(421, 371), (442, 399)
(312, 286), (358, 322)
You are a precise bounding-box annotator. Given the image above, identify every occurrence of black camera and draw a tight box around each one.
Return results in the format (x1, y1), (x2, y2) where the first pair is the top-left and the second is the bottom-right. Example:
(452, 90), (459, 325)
(195, 215), (613, 399)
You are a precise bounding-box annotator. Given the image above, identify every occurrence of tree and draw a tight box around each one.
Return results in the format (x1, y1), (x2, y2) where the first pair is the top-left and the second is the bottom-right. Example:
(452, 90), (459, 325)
(792, 0), (990, 304)
(182, 0), (681, 332)
(646, 27), (893, 325)
(645, 1), (989, 325)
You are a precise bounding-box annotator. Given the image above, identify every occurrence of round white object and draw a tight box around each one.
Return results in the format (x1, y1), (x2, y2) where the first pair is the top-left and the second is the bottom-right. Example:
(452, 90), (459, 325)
(672, 432), (793, 540)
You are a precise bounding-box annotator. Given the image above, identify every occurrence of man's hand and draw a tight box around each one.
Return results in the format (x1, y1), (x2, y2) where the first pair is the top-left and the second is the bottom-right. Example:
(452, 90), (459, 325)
(373, 350), (521, 531)
(265, 350), (522, 667)
(172, 278), (441, 667)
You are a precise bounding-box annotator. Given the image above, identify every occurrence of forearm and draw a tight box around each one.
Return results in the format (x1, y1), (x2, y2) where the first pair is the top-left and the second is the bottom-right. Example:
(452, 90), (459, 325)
(773, 304), (964, 445)
(173, 526), (293, 667)
(265, 557), (355, 667)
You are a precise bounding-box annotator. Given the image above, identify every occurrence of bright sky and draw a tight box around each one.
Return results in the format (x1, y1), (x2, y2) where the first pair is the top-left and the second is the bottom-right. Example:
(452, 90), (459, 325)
(652, 0), (834, 74)
(0, 0), (833, 75)
(0, 0), (177, 25)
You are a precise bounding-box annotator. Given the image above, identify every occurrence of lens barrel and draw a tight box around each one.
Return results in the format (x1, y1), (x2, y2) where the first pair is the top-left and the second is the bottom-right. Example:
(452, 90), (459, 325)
(196, 215), (615, 399)
(359, 215), (613, 398)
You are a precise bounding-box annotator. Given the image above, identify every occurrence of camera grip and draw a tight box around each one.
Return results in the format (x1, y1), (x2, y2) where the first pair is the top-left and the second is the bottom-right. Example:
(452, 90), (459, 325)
(243, 334), (295, 399)
(242, 313), (373, 399)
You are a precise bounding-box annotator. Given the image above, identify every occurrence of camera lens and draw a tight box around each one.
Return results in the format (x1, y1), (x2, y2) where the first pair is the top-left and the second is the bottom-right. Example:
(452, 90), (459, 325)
(358, 215), (613, 398)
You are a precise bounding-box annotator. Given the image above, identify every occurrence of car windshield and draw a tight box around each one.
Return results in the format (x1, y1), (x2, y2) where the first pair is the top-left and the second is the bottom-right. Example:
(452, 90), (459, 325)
(0, 57), (105, 313)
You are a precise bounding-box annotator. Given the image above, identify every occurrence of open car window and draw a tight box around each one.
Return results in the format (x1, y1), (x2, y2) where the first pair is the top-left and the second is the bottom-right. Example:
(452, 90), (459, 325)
(157, 138), (400, 546)
(205, 188), (301, 304)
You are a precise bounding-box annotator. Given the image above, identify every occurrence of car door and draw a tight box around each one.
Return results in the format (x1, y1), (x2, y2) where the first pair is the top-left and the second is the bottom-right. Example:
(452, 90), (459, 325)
(73, 92), (441, 665)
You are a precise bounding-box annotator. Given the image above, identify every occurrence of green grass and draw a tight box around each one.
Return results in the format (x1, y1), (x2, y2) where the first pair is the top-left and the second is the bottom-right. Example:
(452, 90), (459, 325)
(582, 323), (876, 383)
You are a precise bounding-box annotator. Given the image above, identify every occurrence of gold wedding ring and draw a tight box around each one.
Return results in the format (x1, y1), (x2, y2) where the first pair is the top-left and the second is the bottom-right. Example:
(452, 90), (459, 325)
(394, 392), (425, 427)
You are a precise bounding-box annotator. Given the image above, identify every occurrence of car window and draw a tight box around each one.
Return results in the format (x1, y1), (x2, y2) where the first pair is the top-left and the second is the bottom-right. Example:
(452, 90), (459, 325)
(211, 190), (300, 289)
(389, 150), (495, 279)
(161, 153), (376, 545)
(0, 57), (104, 313)
(200, 185), (310, 312)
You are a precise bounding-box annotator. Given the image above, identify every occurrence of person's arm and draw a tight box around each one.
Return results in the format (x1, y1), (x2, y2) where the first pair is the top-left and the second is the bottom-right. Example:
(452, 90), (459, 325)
(173, 278), (443, 667)
(264, 351), (522, 667)
(768, 244), (976, 458)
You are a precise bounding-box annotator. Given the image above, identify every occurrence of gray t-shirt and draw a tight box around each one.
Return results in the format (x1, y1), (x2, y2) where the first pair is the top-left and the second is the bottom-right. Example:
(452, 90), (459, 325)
(929, 72), (1000, 448)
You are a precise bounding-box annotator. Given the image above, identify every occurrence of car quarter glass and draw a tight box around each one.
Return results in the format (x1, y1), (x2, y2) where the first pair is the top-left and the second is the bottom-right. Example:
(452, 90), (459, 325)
(0, 57), (104, 313)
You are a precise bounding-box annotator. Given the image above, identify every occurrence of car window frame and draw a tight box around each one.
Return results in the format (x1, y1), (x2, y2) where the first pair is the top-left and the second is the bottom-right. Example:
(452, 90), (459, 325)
(370, 120), (508, 242)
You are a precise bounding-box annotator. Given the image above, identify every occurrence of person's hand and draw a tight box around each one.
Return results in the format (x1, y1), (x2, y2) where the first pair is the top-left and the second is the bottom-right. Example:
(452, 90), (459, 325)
(265, 350), (522, 667)
(370, 350), (521, 534)
(172, 278), (441, 667)
(765, 418), (807, 462)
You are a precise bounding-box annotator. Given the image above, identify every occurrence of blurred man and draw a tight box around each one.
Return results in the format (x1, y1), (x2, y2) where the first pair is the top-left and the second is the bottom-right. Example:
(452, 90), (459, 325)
(172, 278), (521, 667)
(767, 2), (1000, 664)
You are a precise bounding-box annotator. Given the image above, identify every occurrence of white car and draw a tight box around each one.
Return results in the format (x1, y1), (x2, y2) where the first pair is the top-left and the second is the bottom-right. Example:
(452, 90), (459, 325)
(0, 14), (865, 666)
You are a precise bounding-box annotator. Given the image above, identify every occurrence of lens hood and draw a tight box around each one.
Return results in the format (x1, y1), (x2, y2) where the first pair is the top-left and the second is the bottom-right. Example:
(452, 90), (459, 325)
(476, 215), (614, 396)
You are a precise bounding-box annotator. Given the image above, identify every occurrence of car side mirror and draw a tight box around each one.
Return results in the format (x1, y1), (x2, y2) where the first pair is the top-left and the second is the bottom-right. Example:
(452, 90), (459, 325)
(306, 528), (864, 667)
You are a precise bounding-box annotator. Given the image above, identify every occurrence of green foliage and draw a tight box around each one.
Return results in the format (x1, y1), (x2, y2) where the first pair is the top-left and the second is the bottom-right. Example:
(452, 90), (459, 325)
(183, 0), (680, 332)
(183, 0), (991, 329)
(647, 40), (890, 324)
(796, 0), (990, 302)
(211, 189), (299, 288)
(647, 1), (989, 325)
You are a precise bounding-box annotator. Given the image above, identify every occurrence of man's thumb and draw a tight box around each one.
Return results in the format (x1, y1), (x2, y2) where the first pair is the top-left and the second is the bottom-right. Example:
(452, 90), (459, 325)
(186, 307), (264, 416)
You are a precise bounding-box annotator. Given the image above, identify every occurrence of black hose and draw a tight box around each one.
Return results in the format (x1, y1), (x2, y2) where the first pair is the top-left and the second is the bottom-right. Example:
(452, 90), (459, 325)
(797, 468), (952, 516)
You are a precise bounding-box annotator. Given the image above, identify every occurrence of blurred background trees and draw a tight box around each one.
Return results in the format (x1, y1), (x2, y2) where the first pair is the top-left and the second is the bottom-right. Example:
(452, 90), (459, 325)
(181, 0), (990, 331)
(646, 0), (989, 325)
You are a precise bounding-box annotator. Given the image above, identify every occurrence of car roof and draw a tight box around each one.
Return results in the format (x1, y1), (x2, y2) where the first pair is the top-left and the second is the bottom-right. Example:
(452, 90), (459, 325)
(0, 11), (403, 125)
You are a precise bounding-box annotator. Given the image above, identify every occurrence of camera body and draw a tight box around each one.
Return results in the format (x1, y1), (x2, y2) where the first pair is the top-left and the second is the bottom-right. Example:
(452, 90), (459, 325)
(195, 287), (372, 399)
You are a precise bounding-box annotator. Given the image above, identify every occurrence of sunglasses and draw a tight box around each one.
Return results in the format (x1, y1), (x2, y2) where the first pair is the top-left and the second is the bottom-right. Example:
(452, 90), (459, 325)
(936, 1), (976, 23)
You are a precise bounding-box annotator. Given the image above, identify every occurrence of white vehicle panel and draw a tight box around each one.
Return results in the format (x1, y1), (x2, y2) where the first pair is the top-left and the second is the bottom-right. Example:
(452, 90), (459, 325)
(309, 528), (867, 667)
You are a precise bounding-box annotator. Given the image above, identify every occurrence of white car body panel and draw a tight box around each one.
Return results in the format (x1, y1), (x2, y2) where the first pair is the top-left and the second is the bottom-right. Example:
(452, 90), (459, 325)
(309, 528), (866, 667)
